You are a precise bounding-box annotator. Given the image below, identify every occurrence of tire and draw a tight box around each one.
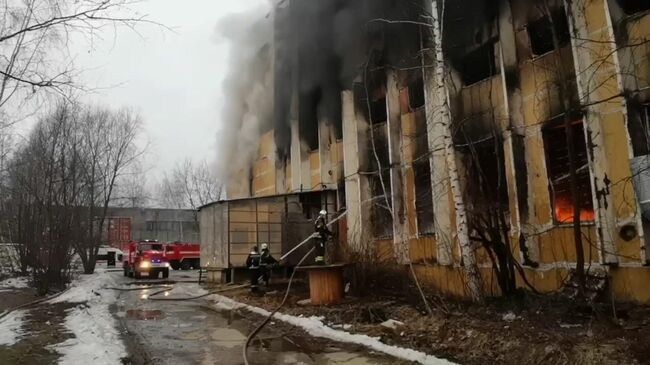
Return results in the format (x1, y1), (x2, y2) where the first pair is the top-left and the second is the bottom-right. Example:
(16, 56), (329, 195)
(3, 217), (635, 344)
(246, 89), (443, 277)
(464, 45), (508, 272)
(123, 266), (128, 277)
(181, 260), (191, 270)
(134, 270), (141, 279)
(170, 261), (180, 270)
(192, 259), (200, 270)
(162, 269), (169, 279)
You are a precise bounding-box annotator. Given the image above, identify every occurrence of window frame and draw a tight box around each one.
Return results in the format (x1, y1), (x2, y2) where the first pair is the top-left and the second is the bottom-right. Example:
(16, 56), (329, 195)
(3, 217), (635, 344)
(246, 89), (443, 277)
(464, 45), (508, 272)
(542, 117), (596, 225)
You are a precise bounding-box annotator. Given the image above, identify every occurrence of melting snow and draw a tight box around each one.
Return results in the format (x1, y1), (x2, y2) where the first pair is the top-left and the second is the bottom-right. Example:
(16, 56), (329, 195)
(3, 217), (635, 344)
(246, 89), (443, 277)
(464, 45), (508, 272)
(0, 309), (26, 346)
(208, 292), (456, 365)
(49, 271), (126, 364)
(0, 276), (30, 289)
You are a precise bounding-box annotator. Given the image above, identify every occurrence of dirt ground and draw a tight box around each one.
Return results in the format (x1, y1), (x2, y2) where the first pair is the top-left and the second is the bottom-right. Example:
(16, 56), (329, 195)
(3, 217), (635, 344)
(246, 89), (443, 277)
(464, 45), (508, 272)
(215, 279), (650, 365)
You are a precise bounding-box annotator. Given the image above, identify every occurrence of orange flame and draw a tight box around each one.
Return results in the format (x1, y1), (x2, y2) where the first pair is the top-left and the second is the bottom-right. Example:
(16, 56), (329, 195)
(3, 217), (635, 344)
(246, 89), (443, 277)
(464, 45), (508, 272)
(554, 196), (595, 223)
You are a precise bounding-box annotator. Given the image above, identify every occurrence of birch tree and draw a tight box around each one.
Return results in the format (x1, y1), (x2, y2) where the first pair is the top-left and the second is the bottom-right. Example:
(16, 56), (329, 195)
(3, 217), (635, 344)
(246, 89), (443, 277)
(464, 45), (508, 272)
(423, 0), (483, 301)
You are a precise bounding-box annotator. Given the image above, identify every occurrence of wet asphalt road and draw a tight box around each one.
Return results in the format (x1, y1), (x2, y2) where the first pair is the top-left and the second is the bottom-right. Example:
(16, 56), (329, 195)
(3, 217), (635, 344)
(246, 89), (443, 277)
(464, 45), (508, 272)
(110, 270), (397, 365)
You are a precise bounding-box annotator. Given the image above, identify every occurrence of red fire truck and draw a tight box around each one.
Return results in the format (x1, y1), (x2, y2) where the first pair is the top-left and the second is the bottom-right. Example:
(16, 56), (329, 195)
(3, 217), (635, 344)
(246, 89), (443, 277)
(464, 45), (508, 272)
(163, 242), (200, 270)
(123, 240), (170, 279)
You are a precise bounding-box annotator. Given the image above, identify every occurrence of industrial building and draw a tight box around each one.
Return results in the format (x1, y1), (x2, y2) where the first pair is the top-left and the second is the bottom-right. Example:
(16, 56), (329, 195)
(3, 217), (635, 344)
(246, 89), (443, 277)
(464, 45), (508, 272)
(200, 0), (650, 303)
(105, 207), (200, 250)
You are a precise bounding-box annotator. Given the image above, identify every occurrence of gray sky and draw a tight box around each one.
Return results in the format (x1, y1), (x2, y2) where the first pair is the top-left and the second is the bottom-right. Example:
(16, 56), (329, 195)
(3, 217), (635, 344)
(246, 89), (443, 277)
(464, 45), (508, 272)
(72, 0), (267, 178)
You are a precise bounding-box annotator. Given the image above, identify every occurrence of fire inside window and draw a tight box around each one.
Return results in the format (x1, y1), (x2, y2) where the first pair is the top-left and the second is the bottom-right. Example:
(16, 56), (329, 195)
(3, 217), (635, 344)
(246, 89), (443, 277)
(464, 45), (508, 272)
(527, 9), (571, 57)
(543, 118), (595, 223)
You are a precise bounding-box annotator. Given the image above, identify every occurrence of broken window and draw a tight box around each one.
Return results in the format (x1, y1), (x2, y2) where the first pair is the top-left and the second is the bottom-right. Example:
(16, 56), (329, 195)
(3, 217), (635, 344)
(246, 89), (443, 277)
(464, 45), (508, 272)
(527, 9), (571, 57)
(370, 96), (388, 125)
(413, 111), (434, 234)
(542, 118), (595, 223)
(409, 78), (425, 110)
(511, 134), (529, 220)
(413, 160), (435, 235)
(459, 41), (497, 86)
(459, 135), (510, 216)
(628, 104), (650, 157)
(617, 0), (650, 15)
(368, 124), (393, 238)
(299, 192), (322, 220)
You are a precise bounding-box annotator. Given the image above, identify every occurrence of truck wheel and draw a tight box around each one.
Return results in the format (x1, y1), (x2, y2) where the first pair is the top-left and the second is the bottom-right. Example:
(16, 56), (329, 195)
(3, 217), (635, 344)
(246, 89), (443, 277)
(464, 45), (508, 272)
(123, 266), (128, 277)
(181, 260), (191, 270)
(162, 269), (169, 279)
(134, 270), (141, 279)
(191, 259), (200, 270)
(170, 261), (180, 270)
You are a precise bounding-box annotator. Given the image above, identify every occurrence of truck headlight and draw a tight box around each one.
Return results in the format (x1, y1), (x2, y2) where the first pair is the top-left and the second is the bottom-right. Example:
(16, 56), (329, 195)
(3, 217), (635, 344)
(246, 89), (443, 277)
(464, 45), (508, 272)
(139, 261), (151, 269)
(164, 262), (170, 267)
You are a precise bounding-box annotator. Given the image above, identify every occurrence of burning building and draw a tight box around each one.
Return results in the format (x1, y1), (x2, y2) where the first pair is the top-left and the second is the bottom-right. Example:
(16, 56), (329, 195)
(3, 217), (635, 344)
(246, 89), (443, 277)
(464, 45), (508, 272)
(201, 0), (650, 303)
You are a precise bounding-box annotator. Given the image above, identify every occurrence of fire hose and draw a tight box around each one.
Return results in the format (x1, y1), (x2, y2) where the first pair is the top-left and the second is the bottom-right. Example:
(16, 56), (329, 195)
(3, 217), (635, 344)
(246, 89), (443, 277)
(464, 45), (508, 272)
(242, 247), (314, 365)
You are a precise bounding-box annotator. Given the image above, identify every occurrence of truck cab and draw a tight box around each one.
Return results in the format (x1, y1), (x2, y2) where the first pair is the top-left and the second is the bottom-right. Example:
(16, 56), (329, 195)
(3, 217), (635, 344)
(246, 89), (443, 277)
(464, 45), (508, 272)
(123, 240), (170, 279)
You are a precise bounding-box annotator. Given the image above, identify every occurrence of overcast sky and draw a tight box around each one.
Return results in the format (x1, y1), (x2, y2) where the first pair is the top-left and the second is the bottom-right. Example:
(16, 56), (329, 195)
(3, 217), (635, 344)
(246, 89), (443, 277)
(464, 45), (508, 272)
(70, 0), (267, 178)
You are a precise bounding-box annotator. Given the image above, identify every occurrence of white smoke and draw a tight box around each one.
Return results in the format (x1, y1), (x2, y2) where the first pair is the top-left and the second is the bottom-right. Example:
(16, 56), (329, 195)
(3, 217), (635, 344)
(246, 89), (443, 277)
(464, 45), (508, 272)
(214, 4), (273, 182)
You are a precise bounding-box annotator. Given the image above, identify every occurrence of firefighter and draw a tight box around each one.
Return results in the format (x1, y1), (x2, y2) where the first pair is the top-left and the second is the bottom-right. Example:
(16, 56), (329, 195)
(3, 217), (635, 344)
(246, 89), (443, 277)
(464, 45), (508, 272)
(259, 243), (278, 285)
(245, 246), (261, 293)
(314, 209), (331, 265)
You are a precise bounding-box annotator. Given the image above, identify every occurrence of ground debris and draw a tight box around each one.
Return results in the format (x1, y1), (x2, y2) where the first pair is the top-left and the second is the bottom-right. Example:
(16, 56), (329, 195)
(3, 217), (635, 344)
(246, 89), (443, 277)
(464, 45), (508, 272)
(220, 280), (650, 365)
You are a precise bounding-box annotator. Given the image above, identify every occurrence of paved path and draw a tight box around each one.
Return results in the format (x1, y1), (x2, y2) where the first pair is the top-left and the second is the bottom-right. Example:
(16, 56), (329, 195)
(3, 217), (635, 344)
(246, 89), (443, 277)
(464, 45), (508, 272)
(113, 270), (399, 365)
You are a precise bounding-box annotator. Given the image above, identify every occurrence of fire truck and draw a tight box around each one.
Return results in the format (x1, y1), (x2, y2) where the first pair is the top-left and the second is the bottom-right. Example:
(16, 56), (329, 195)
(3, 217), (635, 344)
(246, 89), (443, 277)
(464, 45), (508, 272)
(163, 242), (200, 270)
(123, 240), (170, 279)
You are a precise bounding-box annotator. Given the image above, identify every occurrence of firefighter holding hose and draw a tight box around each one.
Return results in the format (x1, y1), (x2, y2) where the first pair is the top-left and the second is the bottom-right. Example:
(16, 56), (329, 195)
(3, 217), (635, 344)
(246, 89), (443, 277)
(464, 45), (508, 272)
(246, 246), (261, 293)
(314, 209), (331, 265)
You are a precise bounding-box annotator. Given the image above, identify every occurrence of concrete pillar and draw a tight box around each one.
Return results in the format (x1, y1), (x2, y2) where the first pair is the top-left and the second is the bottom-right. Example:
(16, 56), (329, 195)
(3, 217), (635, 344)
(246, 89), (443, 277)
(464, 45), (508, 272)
(566, 0), (640, 264)
(386, 70), (409, 264)
(289, 51), (302, 193)
(319, 121), (337, 190)
(496, 2), (535, 263)
(342, 90), (372, 250)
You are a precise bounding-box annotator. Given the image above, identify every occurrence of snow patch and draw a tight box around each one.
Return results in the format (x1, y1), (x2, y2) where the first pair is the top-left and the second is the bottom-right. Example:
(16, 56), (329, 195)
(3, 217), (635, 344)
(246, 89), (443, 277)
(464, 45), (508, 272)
(209, 294), (456, 365)
(49, 271), (126, 364)
(0, 309), (26, 346)
(0, 276), (30, 289)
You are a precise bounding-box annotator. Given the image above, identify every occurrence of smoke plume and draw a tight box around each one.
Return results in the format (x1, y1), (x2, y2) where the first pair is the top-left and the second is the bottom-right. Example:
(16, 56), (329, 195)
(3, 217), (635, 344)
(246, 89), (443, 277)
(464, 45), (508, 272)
(214, 4), (273, 181)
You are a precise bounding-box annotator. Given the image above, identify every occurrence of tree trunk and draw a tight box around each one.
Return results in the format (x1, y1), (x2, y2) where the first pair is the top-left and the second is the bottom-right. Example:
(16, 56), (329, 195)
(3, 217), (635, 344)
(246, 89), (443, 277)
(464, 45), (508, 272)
(428, 0), (482, 301)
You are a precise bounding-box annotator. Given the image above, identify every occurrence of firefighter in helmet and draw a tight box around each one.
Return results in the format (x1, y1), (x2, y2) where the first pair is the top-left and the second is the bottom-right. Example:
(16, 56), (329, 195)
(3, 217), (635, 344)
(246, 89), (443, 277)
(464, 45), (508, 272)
(245, 245), (261, 293)
(314, 209), (331, 265)
(259, 243), (278, 285)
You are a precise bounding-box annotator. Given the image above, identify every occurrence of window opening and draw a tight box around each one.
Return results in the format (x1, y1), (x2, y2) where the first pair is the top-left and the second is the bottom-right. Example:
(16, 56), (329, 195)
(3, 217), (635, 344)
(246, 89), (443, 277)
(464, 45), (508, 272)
(543, 118), (595, 223)
(369, 124), (393, 238)
(617, 0), (650, 15)
(527, 9), (571, 56)
(409, 78), (425, 110)
(299, 88), (321, 151)
(628, 104), (650, 157)
(370, 96), (387, 125)
(460, 41), (497, 86)
(414, 160), (434, 234)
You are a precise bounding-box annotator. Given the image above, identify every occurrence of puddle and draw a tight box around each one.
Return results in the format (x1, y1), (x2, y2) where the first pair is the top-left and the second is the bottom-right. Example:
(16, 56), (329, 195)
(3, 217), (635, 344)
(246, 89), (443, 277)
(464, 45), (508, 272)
(125, 309), (165, 320)
(209, 328), (246, 348)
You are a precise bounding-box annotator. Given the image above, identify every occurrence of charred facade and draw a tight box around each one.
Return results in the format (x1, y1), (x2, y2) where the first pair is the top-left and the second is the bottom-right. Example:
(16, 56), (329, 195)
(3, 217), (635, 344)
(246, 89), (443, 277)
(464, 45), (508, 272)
(210, 0), (650, 303)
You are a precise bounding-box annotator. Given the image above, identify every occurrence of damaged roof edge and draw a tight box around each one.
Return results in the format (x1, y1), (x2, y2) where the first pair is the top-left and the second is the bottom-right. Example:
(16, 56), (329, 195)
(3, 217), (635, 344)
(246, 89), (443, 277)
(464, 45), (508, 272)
(197, 189), (338, 211)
